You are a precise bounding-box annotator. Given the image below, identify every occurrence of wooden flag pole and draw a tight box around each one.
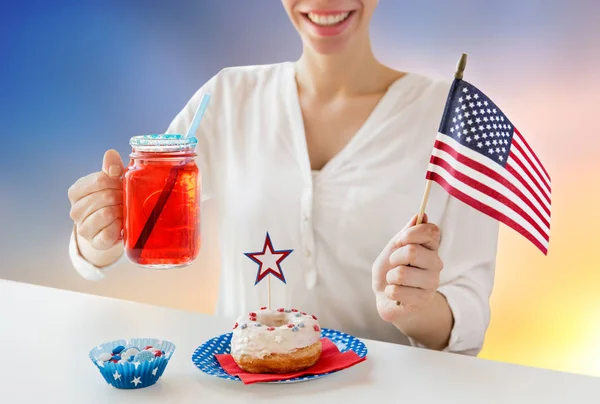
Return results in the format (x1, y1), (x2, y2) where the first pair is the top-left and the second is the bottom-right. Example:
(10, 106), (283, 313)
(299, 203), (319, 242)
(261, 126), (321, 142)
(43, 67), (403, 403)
(396, 53), (468, 307)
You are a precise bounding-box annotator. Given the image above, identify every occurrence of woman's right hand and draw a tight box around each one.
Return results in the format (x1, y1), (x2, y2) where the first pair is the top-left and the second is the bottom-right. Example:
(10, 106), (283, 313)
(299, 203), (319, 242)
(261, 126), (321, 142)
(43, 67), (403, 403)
(68, 149), (125, 266)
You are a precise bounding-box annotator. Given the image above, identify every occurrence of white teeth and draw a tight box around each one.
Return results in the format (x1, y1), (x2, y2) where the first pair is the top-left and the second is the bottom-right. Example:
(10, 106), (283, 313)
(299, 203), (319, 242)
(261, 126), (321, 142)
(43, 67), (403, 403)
(307, 12), (350, 26)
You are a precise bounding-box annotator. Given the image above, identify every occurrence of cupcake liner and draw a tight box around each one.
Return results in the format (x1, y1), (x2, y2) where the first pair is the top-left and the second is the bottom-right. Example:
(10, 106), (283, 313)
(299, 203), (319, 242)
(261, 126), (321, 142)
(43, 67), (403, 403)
(89, 338), (175, 389)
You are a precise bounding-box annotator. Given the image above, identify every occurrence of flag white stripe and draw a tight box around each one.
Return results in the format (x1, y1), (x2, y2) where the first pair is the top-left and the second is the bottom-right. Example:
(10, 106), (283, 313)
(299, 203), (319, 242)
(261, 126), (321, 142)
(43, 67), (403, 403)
(431, 147), (550, 233)
(513, 131), (551, 186)
(427, 162), (549, 249)
(509, 142), (551, 198)
(437, 134), (551, 212)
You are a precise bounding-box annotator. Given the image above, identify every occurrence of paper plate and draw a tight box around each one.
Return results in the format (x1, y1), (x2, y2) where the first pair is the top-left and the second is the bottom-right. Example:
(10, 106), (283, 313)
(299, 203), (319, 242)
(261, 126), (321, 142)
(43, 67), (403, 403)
(191, 328), (367, 384)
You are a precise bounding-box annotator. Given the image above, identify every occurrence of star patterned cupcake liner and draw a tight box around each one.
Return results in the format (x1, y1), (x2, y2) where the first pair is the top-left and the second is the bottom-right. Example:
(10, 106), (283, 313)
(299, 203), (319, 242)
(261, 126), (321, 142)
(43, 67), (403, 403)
(89, 338), (175, 389)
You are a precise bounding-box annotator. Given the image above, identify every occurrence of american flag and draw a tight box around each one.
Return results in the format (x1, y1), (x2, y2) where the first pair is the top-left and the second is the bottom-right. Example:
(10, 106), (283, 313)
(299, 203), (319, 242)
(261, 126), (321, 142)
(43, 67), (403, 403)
(426, 79), (551, 254)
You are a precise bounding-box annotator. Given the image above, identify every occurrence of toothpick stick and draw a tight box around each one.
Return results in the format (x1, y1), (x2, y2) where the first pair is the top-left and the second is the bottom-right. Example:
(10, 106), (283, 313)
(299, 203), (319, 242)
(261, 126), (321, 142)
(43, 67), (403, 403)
(396, 53), (468, 307)
(268, 276), (271, 310)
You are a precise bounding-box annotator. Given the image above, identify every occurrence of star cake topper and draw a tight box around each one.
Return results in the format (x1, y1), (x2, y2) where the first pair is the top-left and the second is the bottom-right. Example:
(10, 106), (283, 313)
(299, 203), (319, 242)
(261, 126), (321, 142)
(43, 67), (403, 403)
(244, 232), (293, 285)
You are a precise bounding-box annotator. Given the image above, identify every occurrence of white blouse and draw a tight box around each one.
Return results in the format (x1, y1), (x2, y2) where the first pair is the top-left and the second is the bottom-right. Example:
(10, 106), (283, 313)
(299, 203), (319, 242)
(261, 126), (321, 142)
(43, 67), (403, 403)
(70, 62), (499, 355)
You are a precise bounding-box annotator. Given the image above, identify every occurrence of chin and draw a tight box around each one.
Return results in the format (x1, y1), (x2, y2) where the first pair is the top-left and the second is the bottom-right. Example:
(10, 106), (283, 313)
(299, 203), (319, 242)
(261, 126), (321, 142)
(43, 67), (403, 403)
(306, 37), (353, 55)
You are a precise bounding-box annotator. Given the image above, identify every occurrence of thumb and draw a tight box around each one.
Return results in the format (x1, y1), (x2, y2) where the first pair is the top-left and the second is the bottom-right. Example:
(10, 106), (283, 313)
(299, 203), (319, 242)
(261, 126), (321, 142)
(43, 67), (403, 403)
(102, 149), (124, 179)
(403, 212), (428, 230)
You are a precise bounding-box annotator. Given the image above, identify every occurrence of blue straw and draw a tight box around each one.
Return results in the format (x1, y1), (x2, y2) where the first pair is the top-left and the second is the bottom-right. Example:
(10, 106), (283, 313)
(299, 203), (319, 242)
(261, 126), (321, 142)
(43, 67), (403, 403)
(185, 93), (211, 138)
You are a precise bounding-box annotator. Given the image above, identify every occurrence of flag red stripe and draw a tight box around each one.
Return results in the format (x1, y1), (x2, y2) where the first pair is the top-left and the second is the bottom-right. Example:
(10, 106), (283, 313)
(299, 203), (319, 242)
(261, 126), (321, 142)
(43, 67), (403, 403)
(426, 172), (548, 255)
(507, 150), (551, 205)
(504, 164), (551, 215)
(434, 140), (551, 217)
(430, 156), (549, 238)
(514, 128), (551, 181)
(510, 137), (551, 193)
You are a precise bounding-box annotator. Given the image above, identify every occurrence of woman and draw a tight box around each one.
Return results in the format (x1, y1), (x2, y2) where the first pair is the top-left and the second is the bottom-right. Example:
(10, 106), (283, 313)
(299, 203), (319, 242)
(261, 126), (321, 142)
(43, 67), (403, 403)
(67, 0), (499, 355)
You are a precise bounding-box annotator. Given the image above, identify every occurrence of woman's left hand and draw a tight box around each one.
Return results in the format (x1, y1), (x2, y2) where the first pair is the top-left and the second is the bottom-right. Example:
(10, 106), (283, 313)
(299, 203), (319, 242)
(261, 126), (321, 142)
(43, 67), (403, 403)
(372, 213), (444, 323)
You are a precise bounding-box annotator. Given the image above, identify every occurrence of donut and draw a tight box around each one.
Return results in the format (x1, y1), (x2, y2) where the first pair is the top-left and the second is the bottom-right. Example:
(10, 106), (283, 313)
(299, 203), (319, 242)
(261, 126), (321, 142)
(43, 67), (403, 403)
(230, 308), (322, 373)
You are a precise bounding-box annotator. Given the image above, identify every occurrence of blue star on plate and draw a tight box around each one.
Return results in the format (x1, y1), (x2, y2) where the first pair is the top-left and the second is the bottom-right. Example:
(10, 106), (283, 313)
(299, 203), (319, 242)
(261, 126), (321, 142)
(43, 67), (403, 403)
(244, 232), (293, 285)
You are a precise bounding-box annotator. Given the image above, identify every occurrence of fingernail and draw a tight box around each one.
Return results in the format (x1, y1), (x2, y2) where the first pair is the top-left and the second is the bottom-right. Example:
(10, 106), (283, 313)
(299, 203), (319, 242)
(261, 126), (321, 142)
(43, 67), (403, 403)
(108, 165), (121, 177)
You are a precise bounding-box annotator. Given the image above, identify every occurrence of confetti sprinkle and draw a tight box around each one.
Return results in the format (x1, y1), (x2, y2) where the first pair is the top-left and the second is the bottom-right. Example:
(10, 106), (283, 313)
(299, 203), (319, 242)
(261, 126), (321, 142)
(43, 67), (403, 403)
(134, 350), (155, 363)
(291, 309), (298, 312)
(97, 353), (112, 362)
(294, 313), (302, 317)
(267, 327), (275, 331)
(277, 308), (285, 312)
(249, 312), (257, 317)
(313, 325), (320, 332)
(111, 346), (126, 355)
(298, 322), (305, 328)
(233, 322), (238, 330)
(260, 306), (267, 310)
(312, 315), (318, 320)
(255, 323), (262, 327)
(240, 323), (248, 329)
(287, 324), (294, 328)
(292, 327), (299, 332)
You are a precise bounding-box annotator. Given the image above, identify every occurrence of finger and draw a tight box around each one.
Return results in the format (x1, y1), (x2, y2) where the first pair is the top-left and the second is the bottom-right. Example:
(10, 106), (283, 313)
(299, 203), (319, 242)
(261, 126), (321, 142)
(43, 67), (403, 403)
(102, 149), (125, 179)
(77, 205), (123, 241)
(395, 223), (441, 251)
(385, 266), (439, 290)
(384, 284), (431, 305)
(389, 244), (443, 272)
(402, 212), (428, 230)
(68, 172), (122, 203)
(91, 219), (123, 250)
(69, 189), (123, 224)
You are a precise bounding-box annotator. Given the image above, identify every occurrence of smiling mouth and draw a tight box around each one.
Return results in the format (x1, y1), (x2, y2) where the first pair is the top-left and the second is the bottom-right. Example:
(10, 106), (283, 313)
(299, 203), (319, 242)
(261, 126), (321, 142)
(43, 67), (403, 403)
(303, 11), (355, 27)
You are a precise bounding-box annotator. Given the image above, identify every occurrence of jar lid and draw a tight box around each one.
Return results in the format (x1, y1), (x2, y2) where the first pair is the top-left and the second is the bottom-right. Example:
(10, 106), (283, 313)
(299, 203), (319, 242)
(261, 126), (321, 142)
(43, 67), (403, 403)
(129, 134), (197, 152)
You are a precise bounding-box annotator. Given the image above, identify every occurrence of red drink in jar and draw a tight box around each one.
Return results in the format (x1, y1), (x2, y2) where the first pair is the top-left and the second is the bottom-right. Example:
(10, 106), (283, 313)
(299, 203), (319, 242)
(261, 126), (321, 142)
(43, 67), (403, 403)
(123, 134), (200, 268)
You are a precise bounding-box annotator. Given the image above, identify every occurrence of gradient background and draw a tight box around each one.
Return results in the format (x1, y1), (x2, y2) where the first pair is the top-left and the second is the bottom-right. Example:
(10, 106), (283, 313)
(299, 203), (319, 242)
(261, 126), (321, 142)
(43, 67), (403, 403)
(1, 0), (600, 377)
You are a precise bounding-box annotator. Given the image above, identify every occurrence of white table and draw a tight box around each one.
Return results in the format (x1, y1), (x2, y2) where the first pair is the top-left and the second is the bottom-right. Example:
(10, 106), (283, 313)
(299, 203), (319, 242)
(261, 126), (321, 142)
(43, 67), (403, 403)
(1, 280), (598, 403)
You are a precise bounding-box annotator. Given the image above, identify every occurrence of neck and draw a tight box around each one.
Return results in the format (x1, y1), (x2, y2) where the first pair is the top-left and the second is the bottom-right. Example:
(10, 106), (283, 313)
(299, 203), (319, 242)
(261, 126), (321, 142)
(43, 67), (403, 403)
(294, 35), (387, 98)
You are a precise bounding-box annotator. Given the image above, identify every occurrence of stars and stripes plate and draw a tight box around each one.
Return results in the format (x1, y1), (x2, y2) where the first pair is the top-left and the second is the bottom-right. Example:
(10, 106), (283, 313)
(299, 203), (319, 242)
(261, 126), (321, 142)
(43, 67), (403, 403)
(191, 328), (367, 383)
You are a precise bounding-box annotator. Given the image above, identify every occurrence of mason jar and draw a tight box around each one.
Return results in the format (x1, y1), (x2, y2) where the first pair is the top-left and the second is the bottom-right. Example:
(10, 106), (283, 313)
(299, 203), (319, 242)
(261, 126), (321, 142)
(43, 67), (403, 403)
(123, 134), (200, 268)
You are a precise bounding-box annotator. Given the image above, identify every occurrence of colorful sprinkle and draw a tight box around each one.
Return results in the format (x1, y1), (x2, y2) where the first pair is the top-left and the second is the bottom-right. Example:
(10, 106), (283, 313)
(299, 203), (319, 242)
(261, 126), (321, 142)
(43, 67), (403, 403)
(292, 326), (299, 332)
(260, 306), (267, 310)
(233, 322), (238, 329)
(98, 353), (112, 362)
(154, 350), (163, 357)
(312, 315), (318, 320)
(134, 350), (155, 363)
(249, 312), (257, 317)
(255, 323), (262, 327)
(298, 322), (305, 328)
(111, 346), (126, 355)
(291, 309), (298, 312)
(110, 359), (119, 363)
(313, 325), (320, 332)
(301, 312), (306, 315)
(241, 323), (248, 329)
(267, 327), (275, 331)
(294, 313), (302, 317)
(287, 324), (294, 328)
(285, 309), (292, 313)
(277, 308), (285, 312)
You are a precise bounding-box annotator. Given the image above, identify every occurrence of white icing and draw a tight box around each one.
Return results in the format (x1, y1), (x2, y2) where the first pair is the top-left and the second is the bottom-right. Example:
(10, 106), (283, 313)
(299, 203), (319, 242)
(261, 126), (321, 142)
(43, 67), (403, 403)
(230, 308), (321, 359)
